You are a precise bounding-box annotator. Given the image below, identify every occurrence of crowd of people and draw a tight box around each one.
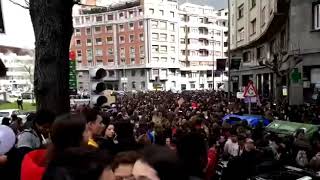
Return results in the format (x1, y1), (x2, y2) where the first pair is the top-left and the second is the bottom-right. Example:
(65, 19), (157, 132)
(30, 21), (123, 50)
(1, 90), (320, 180)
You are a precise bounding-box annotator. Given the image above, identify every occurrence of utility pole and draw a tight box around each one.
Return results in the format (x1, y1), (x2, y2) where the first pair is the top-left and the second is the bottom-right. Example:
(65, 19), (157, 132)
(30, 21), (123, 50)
(212, 30), (215, 90)
(227, 0), (231, 102)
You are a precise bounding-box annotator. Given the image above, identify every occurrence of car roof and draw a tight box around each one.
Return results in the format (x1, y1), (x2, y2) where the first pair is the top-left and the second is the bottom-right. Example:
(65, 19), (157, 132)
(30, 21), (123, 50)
(0, 109), (19, 112)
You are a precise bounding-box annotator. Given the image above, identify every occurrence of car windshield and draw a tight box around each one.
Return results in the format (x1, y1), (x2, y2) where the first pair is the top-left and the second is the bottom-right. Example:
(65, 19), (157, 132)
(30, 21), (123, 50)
(0, 112), (10, 117)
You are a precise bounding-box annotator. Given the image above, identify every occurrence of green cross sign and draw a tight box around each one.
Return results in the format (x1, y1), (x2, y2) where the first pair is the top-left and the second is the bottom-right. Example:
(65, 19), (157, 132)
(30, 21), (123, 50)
(291, 68), (301, 84)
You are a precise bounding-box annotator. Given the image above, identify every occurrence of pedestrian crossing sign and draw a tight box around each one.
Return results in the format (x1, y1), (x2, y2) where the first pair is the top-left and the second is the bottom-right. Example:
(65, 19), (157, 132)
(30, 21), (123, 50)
(243, 81), (257, 97)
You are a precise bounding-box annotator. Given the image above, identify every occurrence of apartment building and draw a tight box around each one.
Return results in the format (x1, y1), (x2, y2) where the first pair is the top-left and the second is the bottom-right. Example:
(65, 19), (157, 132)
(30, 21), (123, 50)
(179, 3), (228, 90)
(71, 0), (229, 91)
(229, 0), (320, 105)
(0, 45), (34, 91)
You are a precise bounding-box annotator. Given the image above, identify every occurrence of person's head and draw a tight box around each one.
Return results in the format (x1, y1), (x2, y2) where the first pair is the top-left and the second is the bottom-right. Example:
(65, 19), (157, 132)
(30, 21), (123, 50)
(11, 114), (18, 121)
(133, 145), (187, 180)
(1, 117), (10, 126)
(34, 110), (56, 136)
(244, 138), (255, 152)
(48, 114), (88, 162)
(111, 151), (141, 180)
(105, 124), (115, 139)
(230, 134), (238, 143)
(165, 138), (171, 146)
(83, 108), (104, 137)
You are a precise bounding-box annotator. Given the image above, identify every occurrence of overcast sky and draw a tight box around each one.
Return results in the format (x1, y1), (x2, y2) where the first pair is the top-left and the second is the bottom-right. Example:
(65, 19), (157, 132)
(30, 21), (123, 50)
(0, 0), (228, 48)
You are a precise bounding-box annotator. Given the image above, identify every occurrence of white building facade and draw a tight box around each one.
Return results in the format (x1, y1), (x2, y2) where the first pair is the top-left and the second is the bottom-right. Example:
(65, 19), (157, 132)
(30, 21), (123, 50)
(0, 49), (34, 92)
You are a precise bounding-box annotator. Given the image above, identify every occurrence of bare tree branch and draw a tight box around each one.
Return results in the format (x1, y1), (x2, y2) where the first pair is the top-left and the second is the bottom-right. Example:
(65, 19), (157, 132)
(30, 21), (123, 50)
(9, 0), (29, 9)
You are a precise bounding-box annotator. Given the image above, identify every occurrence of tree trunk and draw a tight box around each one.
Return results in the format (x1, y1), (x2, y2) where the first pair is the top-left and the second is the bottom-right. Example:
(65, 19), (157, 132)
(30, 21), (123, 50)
(29, 0), (74, 116)
(275, 74), (283, 105)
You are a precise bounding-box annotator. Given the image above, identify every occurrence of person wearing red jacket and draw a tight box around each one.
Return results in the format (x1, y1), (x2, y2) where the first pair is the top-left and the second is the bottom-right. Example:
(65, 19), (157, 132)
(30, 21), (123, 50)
(21, 149), (47, 180)
(206, 142), (218, 180)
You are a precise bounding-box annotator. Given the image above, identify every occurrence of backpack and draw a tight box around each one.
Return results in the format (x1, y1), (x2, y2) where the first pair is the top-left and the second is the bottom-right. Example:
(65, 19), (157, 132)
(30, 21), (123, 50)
(296, 150), (309, 167)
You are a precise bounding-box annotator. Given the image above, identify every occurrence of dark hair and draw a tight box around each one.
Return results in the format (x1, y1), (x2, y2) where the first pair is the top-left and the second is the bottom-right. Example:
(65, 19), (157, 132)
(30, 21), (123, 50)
(111, 151), (140, 171)
(43, 147), (112, 180)
(1, 117), (10, 126)
(140, 145), (187, 180)
(34, 110), (56, 126)
(176, 131), (207, 178)
(47, 114), (86, 162)
(82, 108), (100, 123)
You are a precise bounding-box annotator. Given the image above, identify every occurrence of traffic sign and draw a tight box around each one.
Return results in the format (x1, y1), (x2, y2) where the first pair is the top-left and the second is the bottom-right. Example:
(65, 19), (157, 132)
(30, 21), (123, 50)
(243, 81), (257, 97)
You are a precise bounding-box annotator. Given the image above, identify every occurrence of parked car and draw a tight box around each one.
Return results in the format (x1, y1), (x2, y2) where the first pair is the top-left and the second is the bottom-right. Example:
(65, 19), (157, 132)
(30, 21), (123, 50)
(222, 114), (270, 127)
(0, 109), (27, 124)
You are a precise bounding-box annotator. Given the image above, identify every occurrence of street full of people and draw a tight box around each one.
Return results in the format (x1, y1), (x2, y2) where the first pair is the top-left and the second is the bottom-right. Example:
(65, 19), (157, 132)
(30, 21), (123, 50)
(1, 90), (320, 180)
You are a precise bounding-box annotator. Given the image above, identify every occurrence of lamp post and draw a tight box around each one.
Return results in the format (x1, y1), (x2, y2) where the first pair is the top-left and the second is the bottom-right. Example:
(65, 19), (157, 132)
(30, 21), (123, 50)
(227, 0), (231, 102)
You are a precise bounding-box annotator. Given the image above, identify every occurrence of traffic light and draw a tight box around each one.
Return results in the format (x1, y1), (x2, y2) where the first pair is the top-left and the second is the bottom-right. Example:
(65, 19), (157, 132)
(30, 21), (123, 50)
(90, 68), (108, 107)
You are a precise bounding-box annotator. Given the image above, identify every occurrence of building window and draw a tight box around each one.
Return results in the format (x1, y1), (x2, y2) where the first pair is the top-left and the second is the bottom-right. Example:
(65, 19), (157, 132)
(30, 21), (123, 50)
(87, 49), (92, 59)
(94, 26), (101, 33)
(169, 23), (175, 31)
(160, 46), (167, 53)
(170, 46), (175, 53)
(75, 17), (80, 24)
(106, 37), (113, 44)
(160, 33), (167, 41)
(131, 57), (135, 63)
(74, 28), (81, 36)
(200, 84), (204, 88)
(139, 34), (144, 41)
(120, 48), (125, 57)
(140, 46), (145, 56)
(108, 70), (115, 77)
(76, 50), (82, 57)
(251, 0), (256, 9)
(159, 21), (167, 30)
(119, 24), (124, 32)
(152, 45), (159, 53)
(96, 16), (103, 22)
(149, 8), (154, 14)
(153, 57), (159, 62)
(208, 84), (213, 89)
(130, 47), (135, 56)
(261, 7), (266, 26)
(180, 38), (186, 44)
(161, 57), (167, 62)
(314, 3), (320, 30)
(139, 21), (143, 28)
(95, 38), (102, 45)
(238, 27), (244, 41)
(181, 84), (187, 90)
(120, 36), (125, 43)
(140, 69), (145, 76)
(106, 25), (112, 33)
(224, 42), (228, 47)
(129, 11), (134, 18)
(160, 10), (164, 16)
(76, 39), (81, 46)
(86, 28), (91, 35)
(95, 49), (103, 56)
(119, 12), (124, 19)
(250, 19), (256, 35)
(129, 22), (134, 30)
(86, 38), (92, 46)
(85, 16), (90, 23)
(141, 81), (146, 89)
(132, 82), (136, 89)
(139, 9), (143, 15)
(238, 4), (244, 19)
(170, 11), (174, 18)
(108, 58), (114, 62)
(190, 83), (196, 89)
(108, 48), (113, 56)
(171, 58), (175, 63)
(129, 35), (135, 43)
(107, 14), (113, 20)
(131, 70), (136, 77)
(152, 21), (159, 29)
(257, 46), (264, 59)
(170, 35), (175, 43)
(243, 51), (251, 62)
(152, 33), (159, 40)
